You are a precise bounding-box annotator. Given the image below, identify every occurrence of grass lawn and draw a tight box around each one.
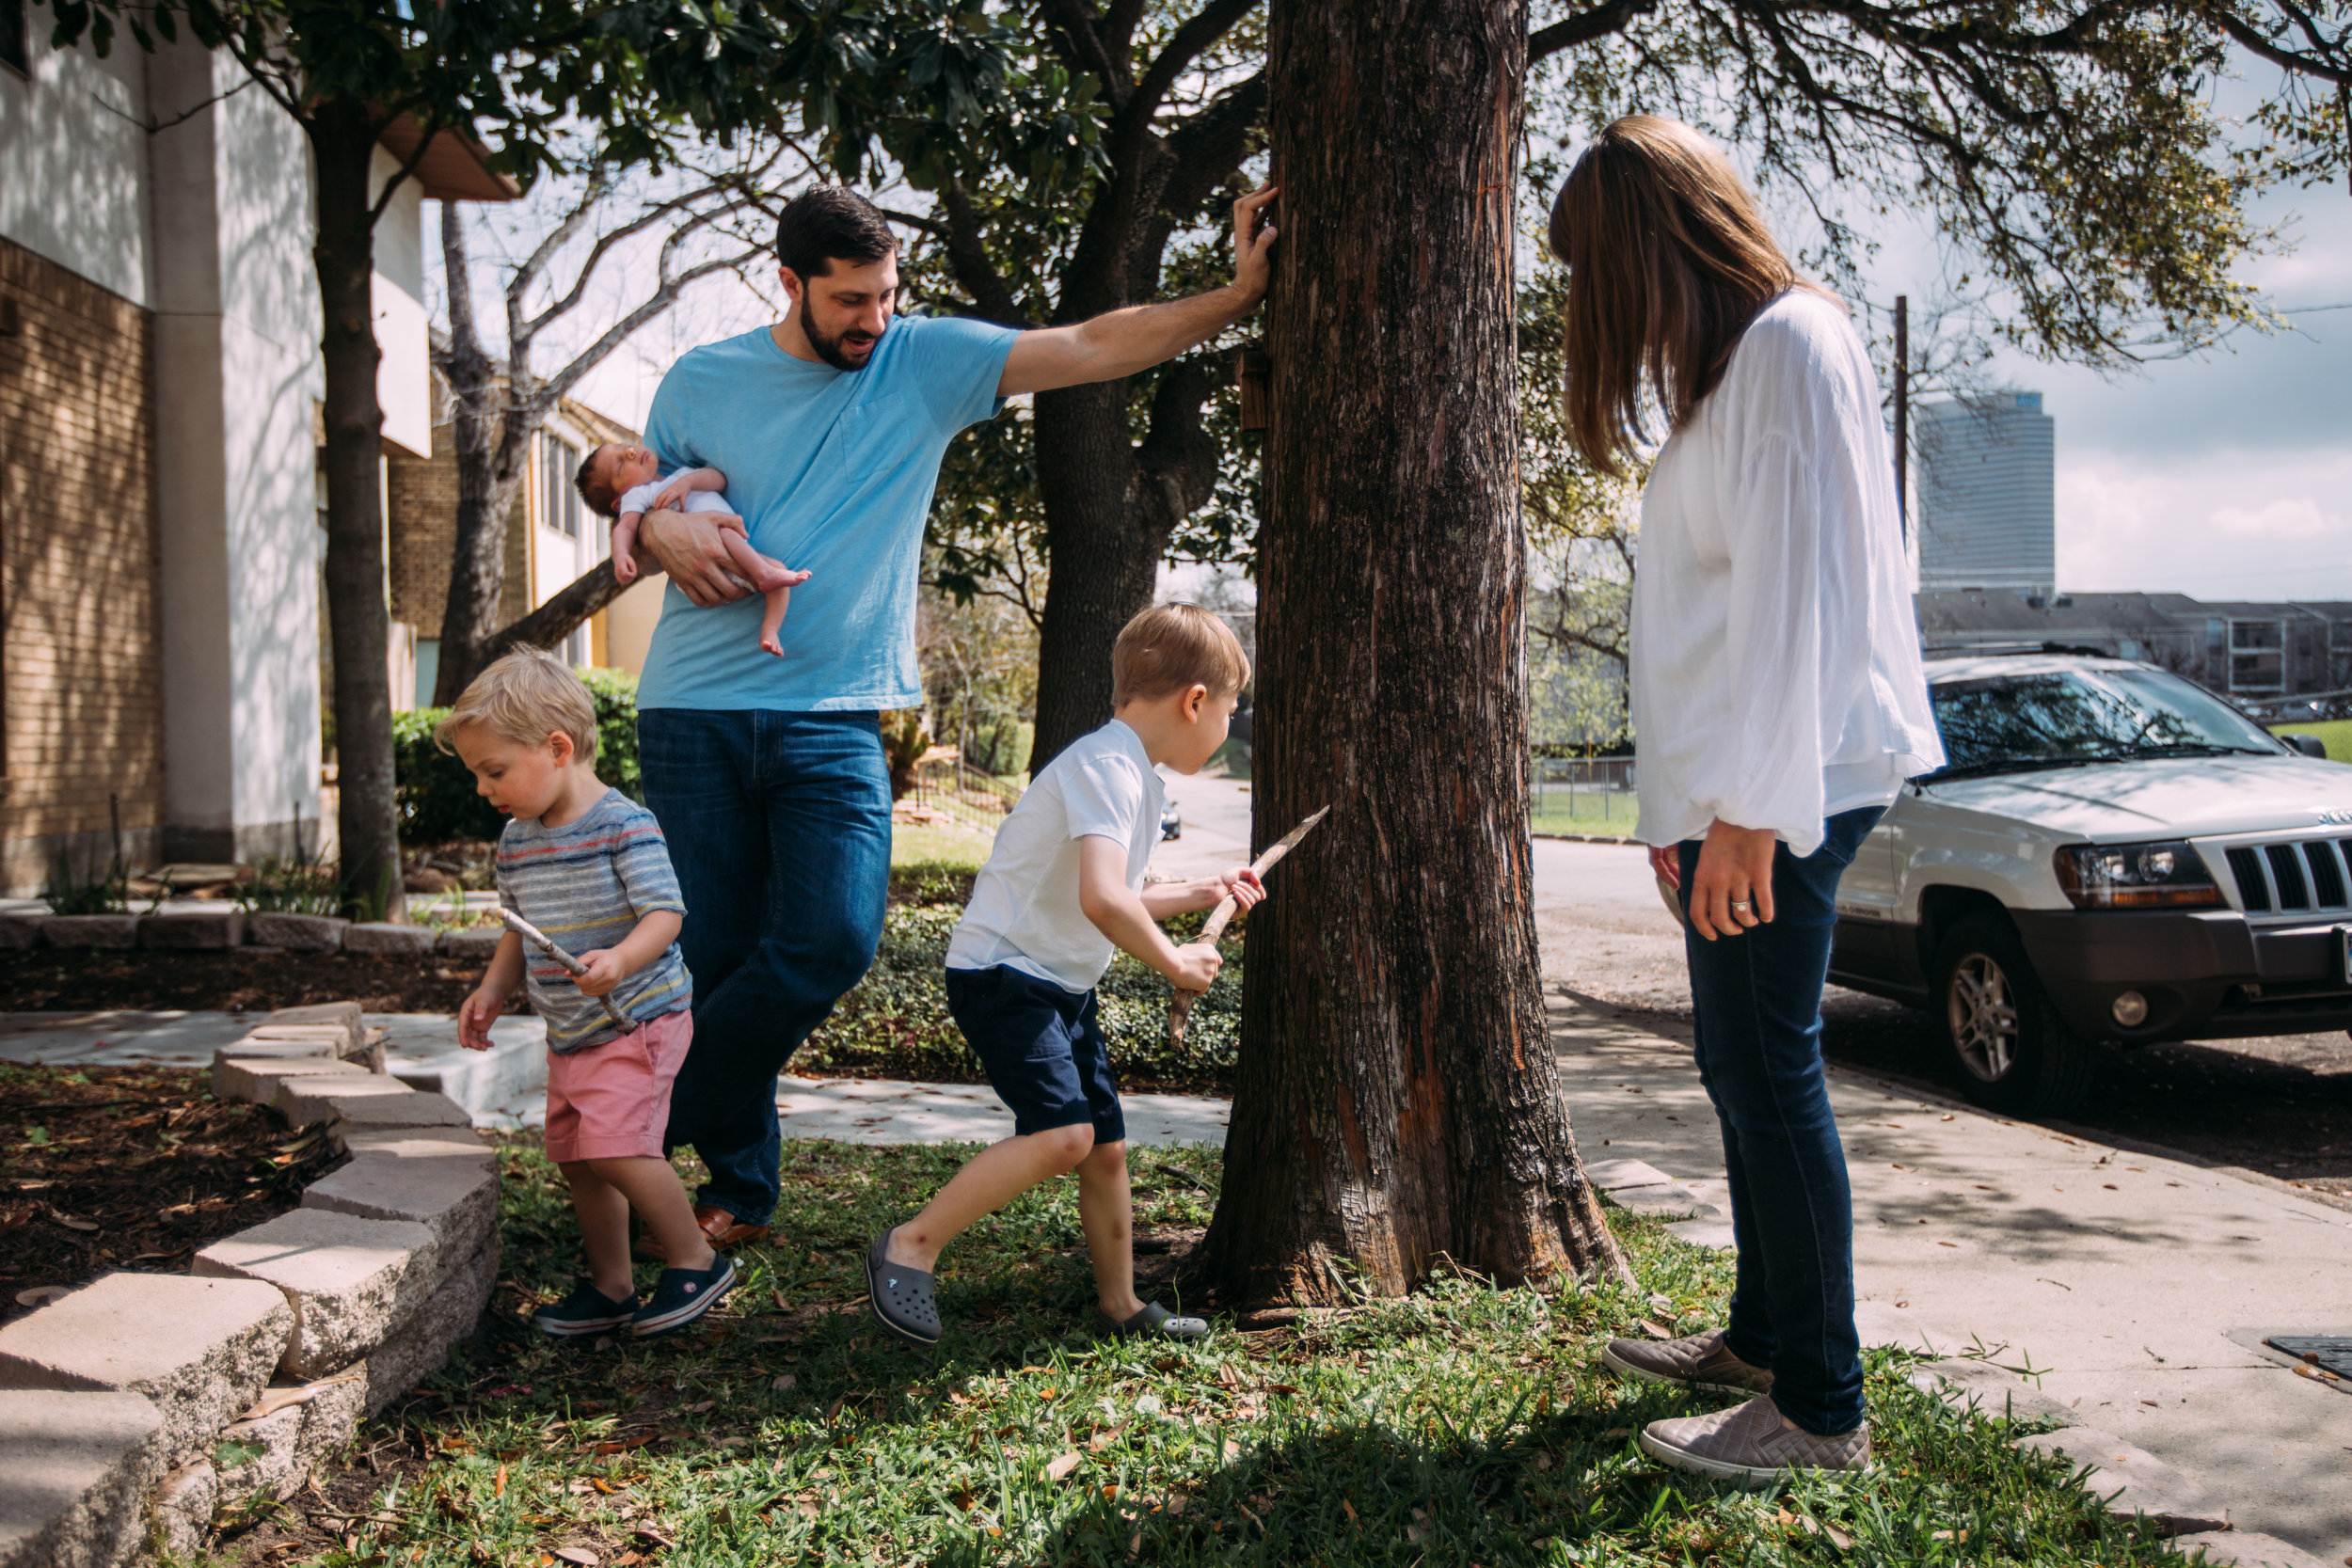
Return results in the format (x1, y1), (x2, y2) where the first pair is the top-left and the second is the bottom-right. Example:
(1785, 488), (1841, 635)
(2270, 718), (2352, 763)
(892, 823), (996, 873)
(1528, 790), (1640, 836)
(255, 1139), (2194, 1568)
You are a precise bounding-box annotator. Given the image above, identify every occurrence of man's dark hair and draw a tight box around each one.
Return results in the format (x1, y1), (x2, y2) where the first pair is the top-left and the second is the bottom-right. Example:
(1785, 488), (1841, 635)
(774, 186), (898, 280)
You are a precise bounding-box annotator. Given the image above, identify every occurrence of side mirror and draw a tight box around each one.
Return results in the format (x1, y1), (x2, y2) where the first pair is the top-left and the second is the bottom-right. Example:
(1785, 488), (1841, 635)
(2282, 733), (2331, 760)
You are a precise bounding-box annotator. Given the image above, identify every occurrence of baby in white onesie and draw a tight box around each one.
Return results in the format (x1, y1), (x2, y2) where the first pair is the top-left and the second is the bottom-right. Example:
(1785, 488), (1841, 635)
(577, 442), (812, 657)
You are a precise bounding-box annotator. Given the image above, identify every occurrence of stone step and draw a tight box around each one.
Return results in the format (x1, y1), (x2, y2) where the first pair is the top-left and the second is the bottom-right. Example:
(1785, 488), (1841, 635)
(40, 916), (136, 950)
(0, 1388), (164, 1568)
(246, 913), (349, 953)
(335, 1127), (498, 1170)
(0, 1274), (290, 1468)
(2015, 1427), (2231, 1535)
(262, 1002), (366, 1059)
(437, 927), (503, 961)
(361, 1230), (500, 1416)
(302, 1154), (498, 1262)
(321, 1086), (473, 1135)
(193, 1210), (440, 1379)
(0, 913), (43, 951)
(2174, 1529), (2337, 1567)
(138, 910), (245, 950)
(342, 923), (437, 957)
(1585, 1157), (1677, 1193)
(275, 1075), (421, 1129)
(212, 1055), (372, 1107)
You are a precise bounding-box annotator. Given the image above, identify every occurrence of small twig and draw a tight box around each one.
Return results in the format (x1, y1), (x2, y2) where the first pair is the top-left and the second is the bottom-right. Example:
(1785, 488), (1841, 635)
(1168, 806), (1330, 1047)
(495, 907), (632, 1029)
(1144, 1160), (1215, 1195)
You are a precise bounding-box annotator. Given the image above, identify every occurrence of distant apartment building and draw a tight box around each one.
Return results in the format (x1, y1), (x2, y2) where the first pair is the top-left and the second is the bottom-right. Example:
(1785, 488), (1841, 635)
(1, 17), (514, 892)
(1917, 590), (2352, 707)
(1915, 392), (2057, 599)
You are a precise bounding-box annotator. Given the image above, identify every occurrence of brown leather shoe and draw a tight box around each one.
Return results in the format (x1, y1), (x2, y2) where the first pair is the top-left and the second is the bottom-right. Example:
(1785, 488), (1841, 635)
(632, 1205), (771, 1261)
(1601, 1327), (1774, 1396)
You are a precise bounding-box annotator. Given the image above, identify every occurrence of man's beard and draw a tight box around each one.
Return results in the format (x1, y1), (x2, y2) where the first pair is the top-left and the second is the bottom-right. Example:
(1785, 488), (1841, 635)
(801, 295), (880, 372)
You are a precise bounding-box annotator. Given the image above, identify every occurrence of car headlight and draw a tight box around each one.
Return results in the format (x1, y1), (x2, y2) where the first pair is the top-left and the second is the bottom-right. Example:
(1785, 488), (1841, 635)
(2054, 841), (2223, 910)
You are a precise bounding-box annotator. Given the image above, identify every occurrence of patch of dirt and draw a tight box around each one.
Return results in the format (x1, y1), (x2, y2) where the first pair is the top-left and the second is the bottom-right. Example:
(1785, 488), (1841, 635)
(0, 1062), (343, 1322)
(0, 948), (530, 1016)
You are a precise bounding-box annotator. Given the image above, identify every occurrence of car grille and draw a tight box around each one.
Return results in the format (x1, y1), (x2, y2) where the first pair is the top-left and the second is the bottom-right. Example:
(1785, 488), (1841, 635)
(2221, 838), (2352, 915)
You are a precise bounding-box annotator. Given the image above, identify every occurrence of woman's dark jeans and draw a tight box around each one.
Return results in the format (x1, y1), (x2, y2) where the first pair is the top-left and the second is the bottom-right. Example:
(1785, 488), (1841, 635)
(1677, 805), (1884, 1436)
(639, 708), (891, 1225)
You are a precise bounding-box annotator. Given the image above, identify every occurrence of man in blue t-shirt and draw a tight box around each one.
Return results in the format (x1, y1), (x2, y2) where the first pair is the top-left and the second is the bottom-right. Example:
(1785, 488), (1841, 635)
(629, 183), (1279, 1251)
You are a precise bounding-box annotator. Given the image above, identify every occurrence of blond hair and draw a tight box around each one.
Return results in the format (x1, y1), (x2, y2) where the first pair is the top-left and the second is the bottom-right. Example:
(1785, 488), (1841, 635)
(435, 648), (599, 762)
(1548, 116), (1828, 478)
(1112, 603), (1249, 706)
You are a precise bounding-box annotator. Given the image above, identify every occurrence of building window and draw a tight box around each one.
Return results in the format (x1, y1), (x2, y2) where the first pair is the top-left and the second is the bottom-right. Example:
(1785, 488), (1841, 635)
(541, 435), (580, 540)
(2230, 619), (2285, 694)
(1, 0), (28, 77)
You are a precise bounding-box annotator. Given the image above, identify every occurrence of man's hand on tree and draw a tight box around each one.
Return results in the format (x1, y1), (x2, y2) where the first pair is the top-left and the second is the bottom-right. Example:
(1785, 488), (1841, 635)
(638, 507), (753, 608)
(1232, 186), (1279, 307)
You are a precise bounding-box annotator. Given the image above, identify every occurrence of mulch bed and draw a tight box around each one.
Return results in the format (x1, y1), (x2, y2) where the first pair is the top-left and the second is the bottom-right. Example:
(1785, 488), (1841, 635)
(0, 949), (523, 1016)
(0, 1062), (344, 1323)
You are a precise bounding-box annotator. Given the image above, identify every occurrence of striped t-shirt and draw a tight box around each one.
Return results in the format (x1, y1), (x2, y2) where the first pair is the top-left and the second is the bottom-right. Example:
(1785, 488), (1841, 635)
(494, 789), (691, 1054)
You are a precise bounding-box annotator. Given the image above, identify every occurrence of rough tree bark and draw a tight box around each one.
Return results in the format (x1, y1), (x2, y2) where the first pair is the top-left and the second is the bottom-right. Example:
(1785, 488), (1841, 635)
(311, 100), (407, 922)
(1199, 0), (1629, 1303)
(430, 204), (528, 706)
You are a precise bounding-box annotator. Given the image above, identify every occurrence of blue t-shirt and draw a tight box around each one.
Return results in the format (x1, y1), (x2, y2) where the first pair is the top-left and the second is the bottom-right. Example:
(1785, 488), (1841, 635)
(636, 314), (1020, 711)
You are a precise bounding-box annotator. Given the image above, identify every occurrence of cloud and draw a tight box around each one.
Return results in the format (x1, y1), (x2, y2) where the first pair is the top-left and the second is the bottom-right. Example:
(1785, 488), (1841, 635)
(2056, 448), (2352, 600)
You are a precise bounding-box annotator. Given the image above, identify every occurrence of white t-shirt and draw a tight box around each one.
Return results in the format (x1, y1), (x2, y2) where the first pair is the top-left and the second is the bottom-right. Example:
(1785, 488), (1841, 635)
(617, 471), (735, 518)
(1629, 288), (1945, 858)
(946, 719), (1164, 992)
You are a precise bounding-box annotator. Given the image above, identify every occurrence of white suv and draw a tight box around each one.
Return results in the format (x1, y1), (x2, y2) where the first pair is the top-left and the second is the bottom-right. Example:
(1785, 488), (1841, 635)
(1829, 653), (2352, 1117)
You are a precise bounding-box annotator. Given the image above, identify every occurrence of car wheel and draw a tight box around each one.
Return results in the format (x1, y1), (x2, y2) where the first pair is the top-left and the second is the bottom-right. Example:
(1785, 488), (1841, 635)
(1931, 911), (2098, 1117)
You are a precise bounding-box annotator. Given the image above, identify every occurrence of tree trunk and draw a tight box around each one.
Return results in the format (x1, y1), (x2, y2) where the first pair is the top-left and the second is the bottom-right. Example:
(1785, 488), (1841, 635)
(311, 101), (407, 922)
(1028, 358), (1227, 772)
(1198, 0), (1628, 1303)
(431, 204), (532, 705)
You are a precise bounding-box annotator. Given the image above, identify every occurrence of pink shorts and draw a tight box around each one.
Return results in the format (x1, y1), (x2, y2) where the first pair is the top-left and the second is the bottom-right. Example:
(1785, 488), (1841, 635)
(543, 1008), (692, 1164)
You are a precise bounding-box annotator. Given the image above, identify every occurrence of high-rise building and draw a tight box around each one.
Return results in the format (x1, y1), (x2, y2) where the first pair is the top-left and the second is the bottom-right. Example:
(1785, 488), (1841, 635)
(1915, 392), (2056, 598)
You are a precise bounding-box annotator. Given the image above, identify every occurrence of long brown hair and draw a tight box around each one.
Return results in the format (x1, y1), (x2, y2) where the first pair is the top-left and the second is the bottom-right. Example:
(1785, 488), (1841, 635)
(1548, 116), (1819, 477)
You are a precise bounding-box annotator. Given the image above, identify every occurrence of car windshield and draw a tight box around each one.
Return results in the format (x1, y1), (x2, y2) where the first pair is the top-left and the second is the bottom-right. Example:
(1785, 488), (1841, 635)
(1928, 667), (2284, 778)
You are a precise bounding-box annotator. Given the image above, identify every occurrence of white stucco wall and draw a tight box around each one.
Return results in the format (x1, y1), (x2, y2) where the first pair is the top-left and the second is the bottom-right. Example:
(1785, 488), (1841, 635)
(0, 31), (154, 304)
(372, 146), (430, 458)
(148, 38), (326, 858)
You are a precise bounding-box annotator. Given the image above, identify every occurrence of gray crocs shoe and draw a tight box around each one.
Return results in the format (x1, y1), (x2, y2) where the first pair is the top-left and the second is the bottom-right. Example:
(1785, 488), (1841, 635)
(866, 1227), (941, 1345)
(1098, 1301), (1209, 1339)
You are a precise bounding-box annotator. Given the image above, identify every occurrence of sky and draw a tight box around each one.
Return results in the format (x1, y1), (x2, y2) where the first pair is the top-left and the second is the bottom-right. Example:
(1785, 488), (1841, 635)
(1956, 183), (2352, 604)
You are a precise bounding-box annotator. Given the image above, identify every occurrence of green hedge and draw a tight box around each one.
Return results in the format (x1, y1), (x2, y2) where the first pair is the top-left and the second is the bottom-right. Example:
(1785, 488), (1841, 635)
(394, 668), (644, 846)
(800, 880), (1244, 1094)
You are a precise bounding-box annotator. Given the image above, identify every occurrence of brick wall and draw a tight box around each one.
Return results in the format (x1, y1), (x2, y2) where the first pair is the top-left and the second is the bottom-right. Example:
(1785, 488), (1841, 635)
(388, 432), (529, 643)
(0, 235), (166, 893)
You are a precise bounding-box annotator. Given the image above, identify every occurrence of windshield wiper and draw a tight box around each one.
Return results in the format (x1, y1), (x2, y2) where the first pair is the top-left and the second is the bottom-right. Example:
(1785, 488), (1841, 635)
(1923, 754), (2140, 783)
(2118, 741), (2276, 758)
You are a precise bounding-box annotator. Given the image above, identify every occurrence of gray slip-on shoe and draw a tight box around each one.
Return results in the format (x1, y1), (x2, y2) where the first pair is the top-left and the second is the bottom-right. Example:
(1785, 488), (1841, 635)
(1097, 1301), (1209, 1340)
(866, 1227), (941, 1345)
(1639, 1394), (1870, 1488)
(1601, 1326), (1774, 1396)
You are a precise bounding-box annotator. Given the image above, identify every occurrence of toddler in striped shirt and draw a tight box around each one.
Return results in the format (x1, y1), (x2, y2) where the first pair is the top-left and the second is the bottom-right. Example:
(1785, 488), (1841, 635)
(442, 649), (736, 1339)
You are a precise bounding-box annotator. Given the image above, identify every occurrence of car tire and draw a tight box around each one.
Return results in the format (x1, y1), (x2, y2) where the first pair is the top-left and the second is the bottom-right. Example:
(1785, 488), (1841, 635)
(1931, 911), (2098, 1117)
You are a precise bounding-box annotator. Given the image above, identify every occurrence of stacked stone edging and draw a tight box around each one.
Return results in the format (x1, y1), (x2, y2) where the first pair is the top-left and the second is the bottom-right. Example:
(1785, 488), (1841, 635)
(0, 909), (499, 958)
(0, 1001), (501, 1568)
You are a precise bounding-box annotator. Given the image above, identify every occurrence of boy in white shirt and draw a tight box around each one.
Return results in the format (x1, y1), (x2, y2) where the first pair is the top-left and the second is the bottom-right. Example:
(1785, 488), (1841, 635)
(574, 442), (812, 657)
(867, 604), (1263, 1344)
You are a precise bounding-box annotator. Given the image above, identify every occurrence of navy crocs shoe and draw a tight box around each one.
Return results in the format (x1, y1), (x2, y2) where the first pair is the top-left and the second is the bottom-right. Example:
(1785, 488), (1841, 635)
(866, 1227), (941, 1345)
(630, 1253), (737, 1338)
(532, 1280), (640, 1338)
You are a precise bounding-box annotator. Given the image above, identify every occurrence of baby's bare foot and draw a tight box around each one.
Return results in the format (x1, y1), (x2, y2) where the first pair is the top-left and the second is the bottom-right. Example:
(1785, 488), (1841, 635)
(760, 636), (785, 657)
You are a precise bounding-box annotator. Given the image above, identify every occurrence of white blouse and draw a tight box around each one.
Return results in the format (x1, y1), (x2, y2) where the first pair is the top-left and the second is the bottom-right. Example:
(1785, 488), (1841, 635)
(1629, 288), (1945, 858)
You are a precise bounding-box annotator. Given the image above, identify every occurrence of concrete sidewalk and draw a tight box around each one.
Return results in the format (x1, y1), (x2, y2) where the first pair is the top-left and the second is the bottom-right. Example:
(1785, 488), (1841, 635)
(1552, 988), (2352, 1559)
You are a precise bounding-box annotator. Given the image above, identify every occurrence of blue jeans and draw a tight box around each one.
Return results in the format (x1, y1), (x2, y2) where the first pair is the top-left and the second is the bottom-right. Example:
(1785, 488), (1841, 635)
(638, 708), (891, 1225)
(1677, 805), (1883, 1436)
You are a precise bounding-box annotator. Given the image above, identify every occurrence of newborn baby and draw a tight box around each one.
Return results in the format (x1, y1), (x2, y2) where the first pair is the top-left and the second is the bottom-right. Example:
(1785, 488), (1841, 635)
(576, 443), (812, 657)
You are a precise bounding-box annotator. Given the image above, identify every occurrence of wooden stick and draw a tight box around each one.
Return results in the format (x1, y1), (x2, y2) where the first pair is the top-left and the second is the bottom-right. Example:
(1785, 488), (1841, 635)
(1168, 805), (1329, 1049)
(495, 906), (633, 1029)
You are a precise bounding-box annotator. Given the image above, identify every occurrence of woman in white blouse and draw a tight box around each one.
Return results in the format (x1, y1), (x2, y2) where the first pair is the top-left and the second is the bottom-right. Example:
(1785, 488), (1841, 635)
(1549, 117), (1945, 1484)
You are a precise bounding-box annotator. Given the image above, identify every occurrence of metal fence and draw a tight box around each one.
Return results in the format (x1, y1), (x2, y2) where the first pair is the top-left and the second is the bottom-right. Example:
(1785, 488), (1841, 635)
(1531, 754), (1638, 832)
(901, 750), (1025, 834)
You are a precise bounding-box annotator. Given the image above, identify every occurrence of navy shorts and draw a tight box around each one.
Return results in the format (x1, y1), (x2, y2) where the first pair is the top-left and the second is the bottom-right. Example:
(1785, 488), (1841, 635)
(943, 965), (1126, 1145)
